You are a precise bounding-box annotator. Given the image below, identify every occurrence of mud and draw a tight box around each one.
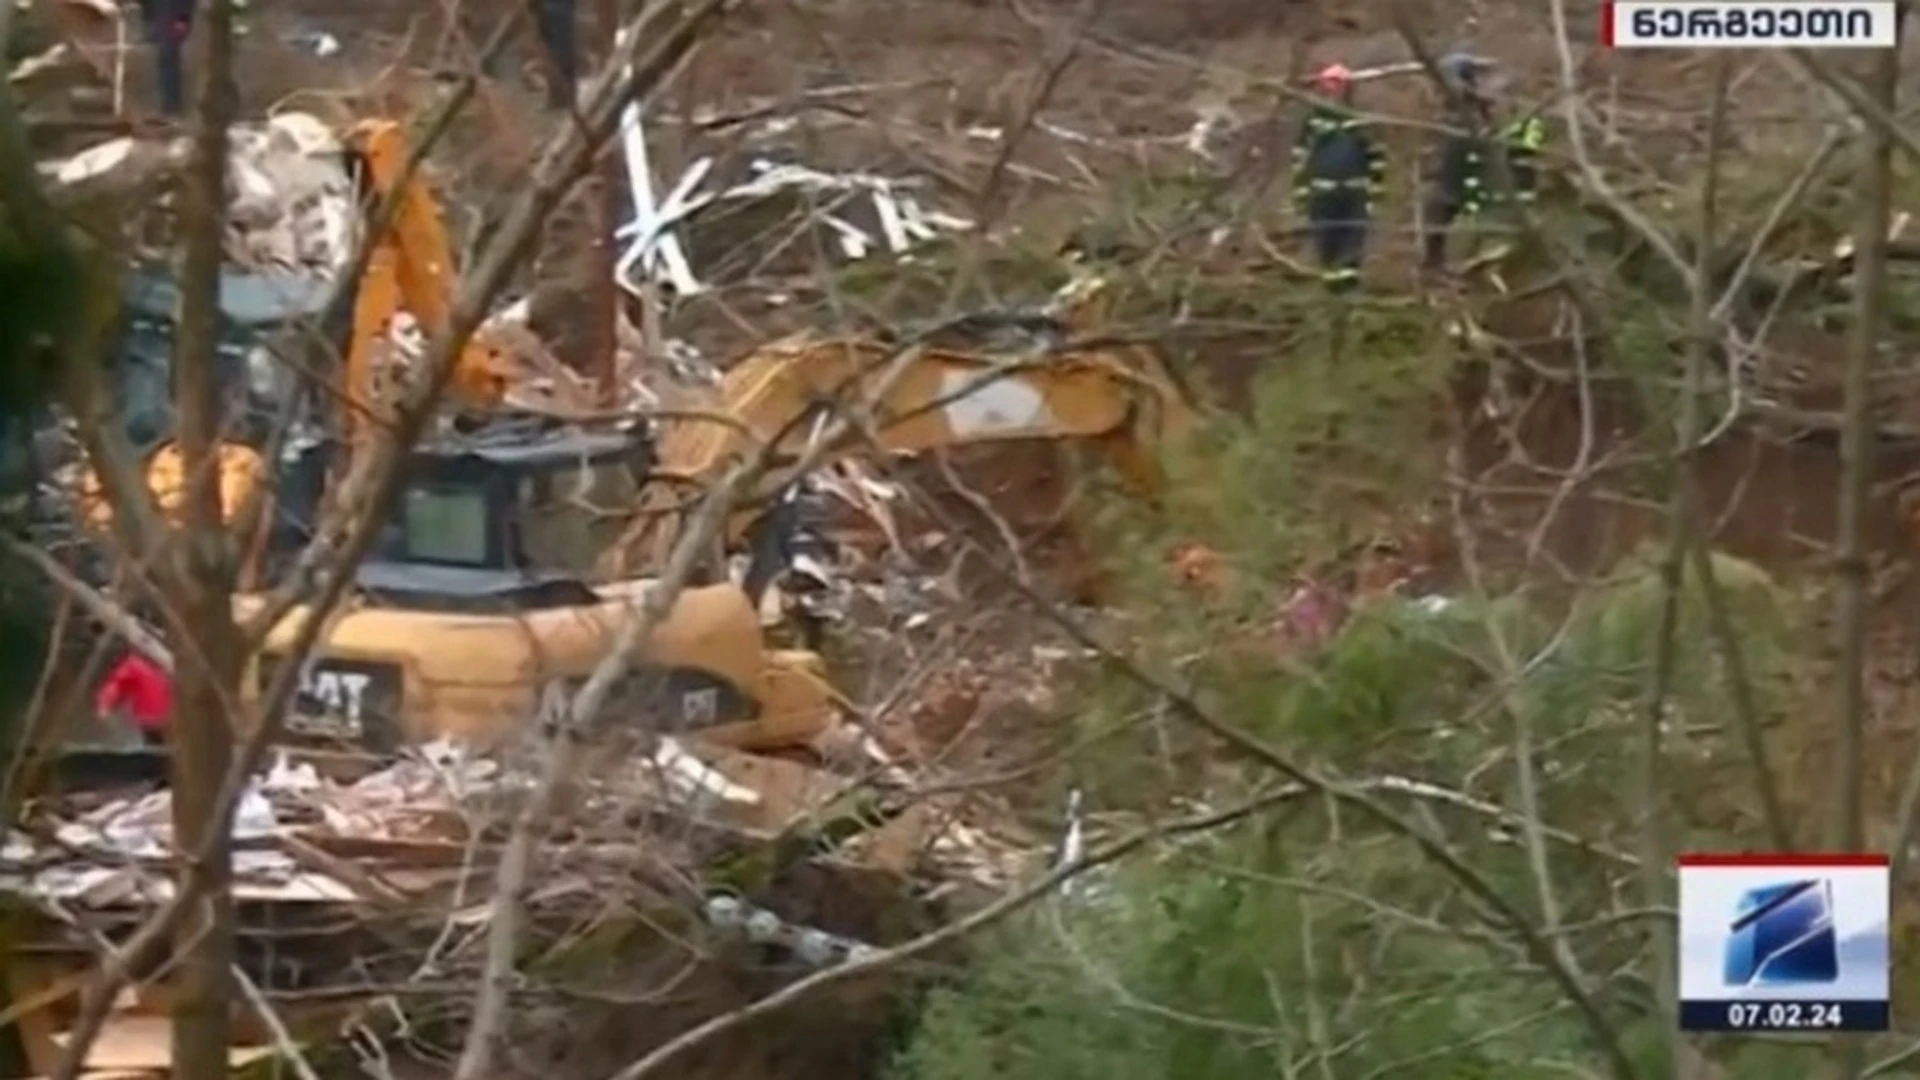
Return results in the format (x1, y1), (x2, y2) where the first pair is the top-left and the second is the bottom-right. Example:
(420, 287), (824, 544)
(1456, 368), (1920, 576)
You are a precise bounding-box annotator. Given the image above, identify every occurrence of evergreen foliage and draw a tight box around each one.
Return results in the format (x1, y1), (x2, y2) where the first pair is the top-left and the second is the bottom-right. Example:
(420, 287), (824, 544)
(890, 323), (1829, 1079)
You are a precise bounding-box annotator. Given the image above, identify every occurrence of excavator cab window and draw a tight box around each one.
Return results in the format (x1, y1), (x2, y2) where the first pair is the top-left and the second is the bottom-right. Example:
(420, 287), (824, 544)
(370, 453), (518, 570)
(263, 440), (520, 574)
(265, 421), (653, 586)
(515, 458), (645, 578)
(399, 483), (498, 566)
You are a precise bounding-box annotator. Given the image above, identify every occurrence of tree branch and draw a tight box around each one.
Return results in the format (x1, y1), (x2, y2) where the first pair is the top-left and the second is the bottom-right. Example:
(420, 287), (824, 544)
(458, 327), (964, 1078)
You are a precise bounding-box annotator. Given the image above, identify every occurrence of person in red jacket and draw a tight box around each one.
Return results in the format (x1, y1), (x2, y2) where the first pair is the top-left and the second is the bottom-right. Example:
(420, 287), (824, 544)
(96, 651), (173, 746)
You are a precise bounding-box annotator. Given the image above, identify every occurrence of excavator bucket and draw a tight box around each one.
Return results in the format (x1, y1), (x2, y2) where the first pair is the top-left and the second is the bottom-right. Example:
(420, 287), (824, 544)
(602, 302), (1198, 576)
(77, 442), (266, 533)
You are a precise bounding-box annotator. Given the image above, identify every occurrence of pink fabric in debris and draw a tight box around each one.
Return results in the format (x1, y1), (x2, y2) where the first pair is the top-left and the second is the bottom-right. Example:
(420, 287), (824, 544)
(1280, 580), (1345, 649)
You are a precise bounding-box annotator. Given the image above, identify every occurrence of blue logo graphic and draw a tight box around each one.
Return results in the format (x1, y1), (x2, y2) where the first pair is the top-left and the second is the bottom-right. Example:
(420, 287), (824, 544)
(1723, 879), (1839, 987)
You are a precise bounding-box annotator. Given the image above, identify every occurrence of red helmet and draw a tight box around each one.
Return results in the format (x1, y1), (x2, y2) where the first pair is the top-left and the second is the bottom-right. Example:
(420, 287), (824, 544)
(1313, 63), (1354, 93)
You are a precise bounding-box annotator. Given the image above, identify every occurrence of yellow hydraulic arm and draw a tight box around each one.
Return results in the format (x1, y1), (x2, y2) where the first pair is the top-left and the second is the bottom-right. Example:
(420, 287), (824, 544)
(75, 120), (527, 542)
(602, 318), (1196, 575)
(342, 119), (519, 438)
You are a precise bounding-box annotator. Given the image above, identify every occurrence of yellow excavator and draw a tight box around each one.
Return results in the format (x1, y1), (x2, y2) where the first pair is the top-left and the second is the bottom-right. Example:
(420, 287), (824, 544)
(72, 117), (842, 753)
(75, 118), (1196, 755)
(78, 119), (521, 537)
(250, 120), (855, 753)
(608, 279), (1197, 576)
(234, 418), (843, 752)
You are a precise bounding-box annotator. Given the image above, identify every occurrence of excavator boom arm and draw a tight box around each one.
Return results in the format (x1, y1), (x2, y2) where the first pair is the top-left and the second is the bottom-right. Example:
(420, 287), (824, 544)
(343, 120), (513, 436)
(606, 327), (1195, 572)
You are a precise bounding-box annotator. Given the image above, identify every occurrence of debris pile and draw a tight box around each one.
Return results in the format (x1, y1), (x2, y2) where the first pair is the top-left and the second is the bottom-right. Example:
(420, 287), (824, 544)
(1, 47), (1174, 1080)
(622, 156), (971, 294)
(36, 110), (358, 283)
(223, 114), (357, 277)
(617, 96), (969, 295)
(0, 738), (1033, 1075)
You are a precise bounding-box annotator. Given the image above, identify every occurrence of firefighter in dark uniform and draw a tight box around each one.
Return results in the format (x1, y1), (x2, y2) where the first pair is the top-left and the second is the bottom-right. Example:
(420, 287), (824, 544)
(1422, 53), (1548, 272)
(136, 0), (195, 116)
(1292, 63), (1386, 294)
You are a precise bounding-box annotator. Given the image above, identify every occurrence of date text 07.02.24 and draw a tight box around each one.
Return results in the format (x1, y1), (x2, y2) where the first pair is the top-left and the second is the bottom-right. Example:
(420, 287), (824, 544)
(1678, 999), (1888, 1033)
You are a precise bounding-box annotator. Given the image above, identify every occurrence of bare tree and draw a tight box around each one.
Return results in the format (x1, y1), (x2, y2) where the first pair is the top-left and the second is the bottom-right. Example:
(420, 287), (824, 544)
(0, 2), (740, 1077)
(163, 0), (243, 1073)
(1829, 12), (1902, 1080)
(1832, 19), (1901, 856)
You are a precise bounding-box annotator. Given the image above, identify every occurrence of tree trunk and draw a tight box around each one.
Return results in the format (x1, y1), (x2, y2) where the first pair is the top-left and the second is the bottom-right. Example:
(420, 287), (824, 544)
(167, 1), (242, 1077)
(1831, 21), (1900, 854)
(164, 596), (239, 1080)
(591, 0), (622, 404)
(1825, 18), (1900, 1080)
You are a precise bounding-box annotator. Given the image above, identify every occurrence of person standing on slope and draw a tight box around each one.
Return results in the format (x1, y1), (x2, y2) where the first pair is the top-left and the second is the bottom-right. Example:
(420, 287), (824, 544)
(1422, 52), (1547, 272)
(131, 0), (254, 118)
(136, 0), (195, 117)
(1292, 63), (1386, 294)
(534, 0), (579, 109)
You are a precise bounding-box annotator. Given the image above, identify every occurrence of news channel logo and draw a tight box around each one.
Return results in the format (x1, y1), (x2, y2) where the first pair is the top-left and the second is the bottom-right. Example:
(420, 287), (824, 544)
(1677, 854), (1890, 1033)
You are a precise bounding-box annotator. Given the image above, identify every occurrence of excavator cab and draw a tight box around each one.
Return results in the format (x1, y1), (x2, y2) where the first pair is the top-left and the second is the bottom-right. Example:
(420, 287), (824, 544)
(113, 265), (331, 451)
(266, 415), (657, 606)
(243, 415), (841, 753)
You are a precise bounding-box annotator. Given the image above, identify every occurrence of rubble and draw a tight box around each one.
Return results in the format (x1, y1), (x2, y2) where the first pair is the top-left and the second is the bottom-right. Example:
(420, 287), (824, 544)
(616, 155), (970, 296)
(614, 68), (969, 295)
(3, 37), (1123, 1080)
(36, 110), (357, 281)
(0, 733), (1032, 1075)
(223, 113), (356, 277)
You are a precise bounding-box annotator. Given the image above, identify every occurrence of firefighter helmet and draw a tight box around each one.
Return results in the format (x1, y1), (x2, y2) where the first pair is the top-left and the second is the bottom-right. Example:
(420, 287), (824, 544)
(1312, 63), (1354, 94)
(1438, 52), (1494, 98)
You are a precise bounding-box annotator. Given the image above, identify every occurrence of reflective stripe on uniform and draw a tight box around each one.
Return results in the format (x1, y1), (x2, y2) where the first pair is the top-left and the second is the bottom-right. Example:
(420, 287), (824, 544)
(1505, 117), (1546, 150)
(1298, 111), (1381, 203)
